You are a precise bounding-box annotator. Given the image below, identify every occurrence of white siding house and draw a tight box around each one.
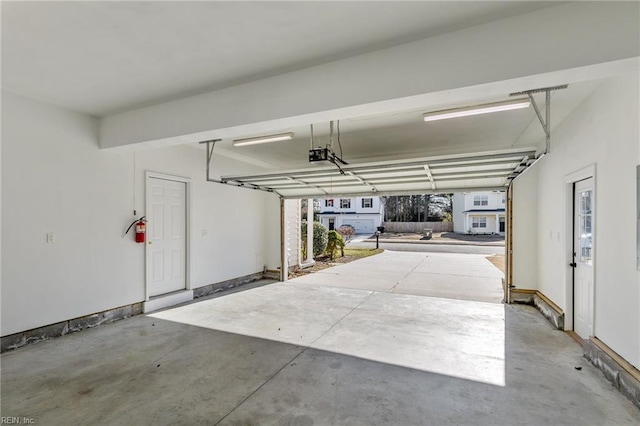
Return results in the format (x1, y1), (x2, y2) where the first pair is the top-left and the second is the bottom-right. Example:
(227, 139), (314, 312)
(453, 192), (506, 234)
(317, 197), (384, 234)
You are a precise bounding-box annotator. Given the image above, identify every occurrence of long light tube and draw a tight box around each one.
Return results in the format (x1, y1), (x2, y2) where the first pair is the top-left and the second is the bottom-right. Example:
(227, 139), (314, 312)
(232, 132), (294, 147)
(423, 98), (531, 122)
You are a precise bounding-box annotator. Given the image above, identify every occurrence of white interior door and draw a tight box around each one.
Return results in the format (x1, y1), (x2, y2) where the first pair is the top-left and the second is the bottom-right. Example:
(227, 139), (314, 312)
(573, 177), (594, 339)
(147, 177), (187, 297)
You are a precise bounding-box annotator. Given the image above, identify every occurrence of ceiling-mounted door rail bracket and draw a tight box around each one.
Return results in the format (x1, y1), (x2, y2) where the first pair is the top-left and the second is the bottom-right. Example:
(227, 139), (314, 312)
(509, 84), (568, 154)
(199, 139), (281, 197)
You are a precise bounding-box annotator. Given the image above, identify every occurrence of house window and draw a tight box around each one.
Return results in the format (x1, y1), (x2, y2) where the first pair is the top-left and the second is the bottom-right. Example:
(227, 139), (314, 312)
(340, 199), (351, 209)
(472, 217), (487, 228)
(473, 195), (489, 206)
(325, 199), (334, 207)
(361, 198), (373, 208)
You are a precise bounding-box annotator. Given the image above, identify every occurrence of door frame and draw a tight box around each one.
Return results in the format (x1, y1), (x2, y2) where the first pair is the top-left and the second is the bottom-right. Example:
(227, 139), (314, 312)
(145, 171), (191, 301)
(563, 164), (596, 333)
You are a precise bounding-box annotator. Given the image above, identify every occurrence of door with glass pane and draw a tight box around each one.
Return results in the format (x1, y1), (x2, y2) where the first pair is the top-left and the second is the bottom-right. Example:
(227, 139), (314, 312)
(573, 178), (594, 339)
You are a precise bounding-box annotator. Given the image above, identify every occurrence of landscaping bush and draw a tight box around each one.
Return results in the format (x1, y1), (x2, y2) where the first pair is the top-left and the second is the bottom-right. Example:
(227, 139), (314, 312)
(301, 221), (329, 257)
(336, 225), (355, 243)
(325, 230), (345, 260)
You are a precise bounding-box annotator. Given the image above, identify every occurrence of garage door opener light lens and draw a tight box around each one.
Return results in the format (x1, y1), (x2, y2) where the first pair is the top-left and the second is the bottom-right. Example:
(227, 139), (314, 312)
(232, 132), (294, 146)
(423, 98), (531, 122)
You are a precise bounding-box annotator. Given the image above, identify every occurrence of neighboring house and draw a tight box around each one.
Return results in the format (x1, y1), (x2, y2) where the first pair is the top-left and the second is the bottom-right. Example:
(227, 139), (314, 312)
(452, 192), (506, 235)
(316, 196), (384, 234)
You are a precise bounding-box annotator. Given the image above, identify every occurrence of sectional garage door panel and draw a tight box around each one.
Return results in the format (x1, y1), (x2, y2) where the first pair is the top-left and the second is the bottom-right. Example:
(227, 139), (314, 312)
(342, 219), (375, 233)
(220, 147), (539, 199)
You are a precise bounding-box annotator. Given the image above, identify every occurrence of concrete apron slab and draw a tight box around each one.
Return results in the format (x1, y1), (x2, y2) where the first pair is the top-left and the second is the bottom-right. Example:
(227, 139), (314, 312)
(412, 254), (504, 278)
(289, 251), (427, 293)
(290, 250), (504, 303)
(288, 272), (408, 293)
(395, 272), (504, 303)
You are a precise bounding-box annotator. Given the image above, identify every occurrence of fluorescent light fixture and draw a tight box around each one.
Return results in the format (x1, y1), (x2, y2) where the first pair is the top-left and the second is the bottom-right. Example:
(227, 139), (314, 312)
(232, 132), (294, 147)
(423, 98), (531, 122)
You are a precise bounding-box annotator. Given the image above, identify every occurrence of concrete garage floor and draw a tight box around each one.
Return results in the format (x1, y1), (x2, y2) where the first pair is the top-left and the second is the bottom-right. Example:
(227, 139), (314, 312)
(2, 252), (639, 425)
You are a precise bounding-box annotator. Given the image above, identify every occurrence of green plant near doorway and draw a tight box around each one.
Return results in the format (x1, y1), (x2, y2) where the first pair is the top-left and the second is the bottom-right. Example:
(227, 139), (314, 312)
(325, 230), (345, 260)
(301, 221), (329, 258)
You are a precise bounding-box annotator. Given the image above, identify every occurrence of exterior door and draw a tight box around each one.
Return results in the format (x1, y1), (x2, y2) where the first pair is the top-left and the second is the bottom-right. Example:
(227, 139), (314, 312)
(328, 218), (335, 230)
(573, 177), (594, 339)
(147, 177), (187, 297)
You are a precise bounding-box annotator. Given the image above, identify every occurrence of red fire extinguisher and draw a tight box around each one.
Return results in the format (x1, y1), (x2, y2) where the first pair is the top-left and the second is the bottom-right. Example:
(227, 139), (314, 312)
(125, 216), (146, 244)
(135, 220), (146, 243)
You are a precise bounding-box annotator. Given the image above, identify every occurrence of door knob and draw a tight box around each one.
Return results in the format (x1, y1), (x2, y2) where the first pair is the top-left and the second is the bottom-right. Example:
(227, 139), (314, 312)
(148, 241), (152, 245)
(569, 262), (577, 268)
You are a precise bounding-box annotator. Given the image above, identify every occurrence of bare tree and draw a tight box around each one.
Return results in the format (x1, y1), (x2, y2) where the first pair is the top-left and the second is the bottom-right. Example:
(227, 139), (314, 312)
(382, 194), (452, 222)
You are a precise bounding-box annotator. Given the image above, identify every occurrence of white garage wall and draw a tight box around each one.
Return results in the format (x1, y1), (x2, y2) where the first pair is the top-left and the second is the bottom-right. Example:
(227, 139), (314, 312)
(1, 92), (280, 336)
(132, 144), (280, 288)
(512, 166), (539, 291)
(522, 72), (639, 367)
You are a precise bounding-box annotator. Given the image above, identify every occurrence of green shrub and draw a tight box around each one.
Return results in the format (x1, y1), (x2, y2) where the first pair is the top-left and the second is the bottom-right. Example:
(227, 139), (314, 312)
(301, 221), (329, 258)
(325, 230), (345, 260)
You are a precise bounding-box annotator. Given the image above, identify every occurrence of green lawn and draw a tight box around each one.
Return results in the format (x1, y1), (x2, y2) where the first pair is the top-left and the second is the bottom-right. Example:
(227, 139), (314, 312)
(342, 248), (384, 258)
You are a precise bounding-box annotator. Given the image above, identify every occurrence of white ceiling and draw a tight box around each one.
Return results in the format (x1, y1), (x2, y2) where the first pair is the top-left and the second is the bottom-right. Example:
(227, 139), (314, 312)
(2, 1), (560, 117)
(2, 1), (621, 196)
(213, 79), (601, 169)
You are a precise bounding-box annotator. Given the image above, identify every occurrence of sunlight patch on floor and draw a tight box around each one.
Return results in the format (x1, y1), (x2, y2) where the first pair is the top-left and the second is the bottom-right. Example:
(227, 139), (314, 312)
(149, 283), (505, 386)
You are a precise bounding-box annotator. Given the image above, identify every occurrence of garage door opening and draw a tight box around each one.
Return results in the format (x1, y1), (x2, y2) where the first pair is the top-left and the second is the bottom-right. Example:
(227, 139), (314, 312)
(288, 191), (507, 306)
(216, 147), (524, 301)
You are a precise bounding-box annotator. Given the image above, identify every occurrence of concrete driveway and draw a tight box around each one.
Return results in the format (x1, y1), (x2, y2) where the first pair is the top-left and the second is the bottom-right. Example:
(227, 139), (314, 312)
(291, 250), (504, 303)
(2, 251), (639, 425)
